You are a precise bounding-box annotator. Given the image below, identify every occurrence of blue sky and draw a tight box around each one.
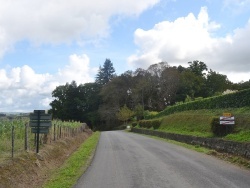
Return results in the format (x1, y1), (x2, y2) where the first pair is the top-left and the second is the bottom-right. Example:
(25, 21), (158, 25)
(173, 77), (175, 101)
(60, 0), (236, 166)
(0, 0), (250, 112)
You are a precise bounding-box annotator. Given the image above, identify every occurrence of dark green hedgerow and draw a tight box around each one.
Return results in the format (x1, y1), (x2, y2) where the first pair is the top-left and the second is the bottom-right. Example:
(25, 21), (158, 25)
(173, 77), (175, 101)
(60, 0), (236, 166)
(152, 89), (250, 119)
(138, 119), (162, 129)
(131, 122), (137, 127)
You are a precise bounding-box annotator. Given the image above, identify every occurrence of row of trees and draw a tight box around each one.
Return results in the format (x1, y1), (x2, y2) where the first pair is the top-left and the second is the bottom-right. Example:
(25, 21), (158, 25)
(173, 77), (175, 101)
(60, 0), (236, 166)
(50, 59), (250, 130)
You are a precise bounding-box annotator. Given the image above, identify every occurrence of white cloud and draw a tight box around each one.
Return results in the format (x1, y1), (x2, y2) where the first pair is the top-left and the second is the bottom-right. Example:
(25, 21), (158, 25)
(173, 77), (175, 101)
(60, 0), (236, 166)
(0, 53), (94, 112)
(57, 54), (93, 83)
(128, 7), (250, 82)
(0, 0), (159, 57)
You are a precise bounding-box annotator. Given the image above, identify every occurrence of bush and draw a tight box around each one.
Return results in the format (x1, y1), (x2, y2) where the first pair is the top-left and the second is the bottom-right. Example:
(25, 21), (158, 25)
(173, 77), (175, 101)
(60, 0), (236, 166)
(152, 119), (161, 129)
(211, 117), (234, 136)
(138, 120), (145, 128)
(131, 122), (137, 127)
(138, 119), (161, 129)
(138, 120), (151, 128)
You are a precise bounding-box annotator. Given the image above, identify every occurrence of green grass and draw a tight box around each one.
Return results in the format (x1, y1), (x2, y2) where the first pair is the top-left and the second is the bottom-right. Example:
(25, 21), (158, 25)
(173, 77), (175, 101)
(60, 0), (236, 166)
(224, 130), (250, 142)
(43, 131), (100, 188)
(155, 107), (250, 142)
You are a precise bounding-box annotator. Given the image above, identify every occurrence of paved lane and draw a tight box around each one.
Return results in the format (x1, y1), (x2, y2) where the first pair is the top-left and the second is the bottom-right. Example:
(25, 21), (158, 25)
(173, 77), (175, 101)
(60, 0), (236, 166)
(74, 131), (250, 188)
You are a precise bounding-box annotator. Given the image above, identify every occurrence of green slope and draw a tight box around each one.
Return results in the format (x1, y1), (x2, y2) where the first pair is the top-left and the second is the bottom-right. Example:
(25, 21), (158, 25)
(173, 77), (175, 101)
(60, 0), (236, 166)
(156, 107), (250, 142)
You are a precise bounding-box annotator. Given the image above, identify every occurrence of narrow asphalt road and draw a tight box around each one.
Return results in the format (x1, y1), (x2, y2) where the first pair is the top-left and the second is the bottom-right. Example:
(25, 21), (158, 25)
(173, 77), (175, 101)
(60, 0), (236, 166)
(74, 131), (250, 188)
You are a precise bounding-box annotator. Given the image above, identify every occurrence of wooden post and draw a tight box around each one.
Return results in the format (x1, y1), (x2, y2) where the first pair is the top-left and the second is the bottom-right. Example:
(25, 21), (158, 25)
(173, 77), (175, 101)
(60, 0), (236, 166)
(36, 110), (40, 153)
(25, 123), (28, 151)
(59, 126), (62, 138)
(12, 126), (14, 158)
(54, 123), (56, 141)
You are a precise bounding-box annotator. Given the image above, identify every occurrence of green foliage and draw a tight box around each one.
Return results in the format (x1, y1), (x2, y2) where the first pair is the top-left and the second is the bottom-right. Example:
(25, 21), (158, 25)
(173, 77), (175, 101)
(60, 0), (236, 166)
(225, 130), (250, 142)
(206, 69), (231, 96)
(195, 97), (203, 101)
(155, 89), (250, 118)
(152, 119), (161, 129)
(144, 110), (159, 119)
(131, 122), (137, 127)
(49, 61), (248, 131)
(95, 59), (116, 85)
(210, 117), (220, 134)
(0, 117), (31, 154)
(50, 81), (101, 128)
(140, 107), (250, 142)
(185, 95), (193, 102)
(134, 104), (144, 120)
(138, 120), (149, 128)
(138, 119), (161, 129)
(188, 60), (207, 76)
(116, 105), (134, 124)
(157, 111), (213, 137)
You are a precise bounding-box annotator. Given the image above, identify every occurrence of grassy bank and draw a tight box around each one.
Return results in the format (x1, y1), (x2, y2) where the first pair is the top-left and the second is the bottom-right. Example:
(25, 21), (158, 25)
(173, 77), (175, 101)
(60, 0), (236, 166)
(155, 107), (250, 142)
(43, 131), (100, 188)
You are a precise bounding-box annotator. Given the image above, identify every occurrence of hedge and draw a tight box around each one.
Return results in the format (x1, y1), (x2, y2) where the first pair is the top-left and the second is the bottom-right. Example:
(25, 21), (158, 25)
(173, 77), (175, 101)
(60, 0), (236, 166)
(138, 119), (162, 129)
(152, 89), (250, 118)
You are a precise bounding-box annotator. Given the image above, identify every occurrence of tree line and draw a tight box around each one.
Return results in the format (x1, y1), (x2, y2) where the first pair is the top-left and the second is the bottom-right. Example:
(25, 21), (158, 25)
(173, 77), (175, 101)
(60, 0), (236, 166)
(49, 59), (250, 130)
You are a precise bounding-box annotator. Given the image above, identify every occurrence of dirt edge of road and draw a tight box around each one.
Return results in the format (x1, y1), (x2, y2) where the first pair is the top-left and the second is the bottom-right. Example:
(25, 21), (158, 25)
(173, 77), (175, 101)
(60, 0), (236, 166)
(0, 129), (93, 188)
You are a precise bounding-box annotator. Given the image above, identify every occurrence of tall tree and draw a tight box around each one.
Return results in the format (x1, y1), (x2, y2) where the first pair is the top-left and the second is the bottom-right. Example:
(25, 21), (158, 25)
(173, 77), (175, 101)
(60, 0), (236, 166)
(78, 82), (101, 128)
(50, 81), (101, 128)
(159, 67), (180, 107)
(50, 81), (80, 121)
(50, 84), (68, 120)
(98, 74), (134, 130)
(188, 60), (207, 77)
(205, 69), (232, 96)
(95, 59), (116, 85)
(133, 68), (156, 110)
(176, 70), (204, 101)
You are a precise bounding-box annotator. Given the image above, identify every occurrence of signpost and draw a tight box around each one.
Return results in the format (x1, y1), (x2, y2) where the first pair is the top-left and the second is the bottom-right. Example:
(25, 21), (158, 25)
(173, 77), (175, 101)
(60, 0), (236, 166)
(219, 112), (235, 135)
(220, 116), (235, 125)
(220, 112), (235, 125)
(29, 110), (52, 153)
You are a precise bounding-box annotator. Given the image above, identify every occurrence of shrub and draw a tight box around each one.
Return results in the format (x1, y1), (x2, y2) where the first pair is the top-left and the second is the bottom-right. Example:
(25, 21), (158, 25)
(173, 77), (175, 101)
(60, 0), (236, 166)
(155, 89), (250, 118)
(211, 117), (234, 136)
(152, 119), (161, 129)
(138, 120), (145, 128)
(131, 122), (137, 127)
(138, 119), (161, 129)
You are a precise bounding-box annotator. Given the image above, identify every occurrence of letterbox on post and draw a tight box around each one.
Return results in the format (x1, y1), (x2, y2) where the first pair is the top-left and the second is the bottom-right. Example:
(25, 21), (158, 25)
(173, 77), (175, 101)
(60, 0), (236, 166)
(29, 110), (52, 153)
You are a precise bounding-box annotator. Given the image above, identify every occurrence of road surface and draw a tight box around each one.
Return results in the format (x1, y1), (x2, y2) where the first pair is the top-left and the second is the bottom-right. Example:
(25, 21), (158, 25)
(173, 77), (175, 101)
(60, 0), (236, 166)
(74, 131), (250, 188)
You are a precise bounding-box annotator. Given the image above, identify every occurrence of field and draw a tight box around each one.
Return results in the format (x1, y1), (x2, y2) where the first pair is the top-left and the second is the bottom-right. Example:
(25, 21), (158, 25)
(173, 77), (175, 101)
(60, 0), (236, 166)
(0, 117), (86, 162)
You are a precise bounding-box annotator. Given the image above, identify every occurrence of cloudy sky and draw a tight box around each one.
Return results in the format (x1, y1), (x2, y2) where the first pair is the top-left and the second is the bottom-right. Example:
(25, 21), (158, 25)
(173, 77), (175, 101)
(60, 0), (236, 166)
(0, 0), (250, 112)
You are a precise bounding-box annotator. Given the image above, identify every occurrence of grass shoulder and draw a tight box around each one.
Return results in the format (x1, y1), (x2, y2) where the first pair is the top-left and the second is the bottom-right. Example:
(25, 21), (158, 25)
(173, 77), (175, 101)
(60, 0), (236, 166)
(43, 131), (100, 188)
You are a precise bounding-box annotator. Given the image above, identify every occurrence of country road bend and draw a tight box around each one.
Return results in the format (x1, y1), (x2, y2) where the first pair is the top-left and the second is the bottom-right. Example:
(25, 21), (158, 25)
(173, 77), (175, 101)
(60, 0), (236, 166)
(74, 131), (250, 188)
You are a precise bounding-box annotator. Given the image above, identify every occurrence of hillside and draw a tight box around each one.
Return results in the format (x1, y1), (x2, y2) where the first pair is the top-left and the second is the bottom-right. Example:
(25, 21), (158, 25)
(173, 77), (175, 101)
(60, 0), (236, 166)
(154, 107), (250, 142)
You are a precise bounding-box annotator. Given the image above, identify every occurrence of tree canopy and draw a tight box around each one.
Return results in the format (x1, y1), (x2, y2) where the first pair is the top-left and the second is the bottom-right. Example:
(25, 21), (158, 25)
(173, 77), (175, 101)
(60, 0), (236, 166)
(50, 59), (247, 131)
(95, 59), (116, 85)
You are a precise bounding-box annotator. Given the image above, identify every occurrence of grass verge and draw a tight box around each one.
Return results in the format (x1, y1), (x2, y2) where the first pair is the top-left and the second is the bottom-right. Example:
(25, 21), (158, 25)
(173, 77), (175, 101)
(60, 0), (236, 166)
(42, 131), (100, 188)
